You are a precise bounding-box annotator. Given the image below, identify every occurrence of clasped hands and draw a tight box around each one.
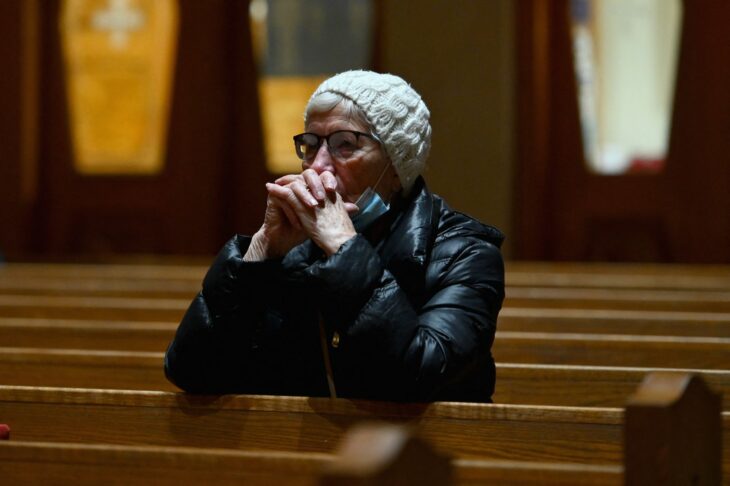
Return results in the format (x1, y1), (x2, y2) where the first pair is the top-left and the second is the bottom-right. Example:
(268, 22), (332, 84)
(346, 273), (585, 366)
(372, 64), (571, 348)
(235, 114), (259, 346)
(244, 169), (359, 261)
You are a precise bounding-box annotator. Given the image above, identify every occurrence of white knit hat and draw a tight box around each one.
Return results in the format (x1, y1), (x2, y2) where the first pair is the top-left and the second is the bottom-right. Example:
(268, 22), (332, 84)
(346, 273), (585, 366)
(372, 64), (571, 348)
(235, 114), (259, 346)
(306, 70), (431, 193)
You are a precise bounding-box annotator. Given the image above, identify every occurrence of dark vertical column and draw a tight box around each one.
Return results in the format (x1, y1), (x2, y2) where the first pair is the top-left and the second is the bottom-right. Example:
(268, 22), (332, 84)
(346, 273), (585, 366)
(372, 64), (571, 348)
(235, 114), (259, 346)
(223, 0), (268, 239)
(512, 0), (554, 260)
(0, 0), (40, 260)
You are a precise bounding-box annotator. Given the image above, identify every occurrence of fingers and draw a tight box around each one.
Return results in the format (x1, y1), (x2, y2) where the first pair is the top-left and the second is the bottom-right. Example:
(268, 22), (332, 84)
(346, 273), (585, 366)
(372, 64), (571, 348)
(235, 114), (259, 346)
(275, 170), (338, 202)
(301, 169), (327, 201)
(319, 171), (338, 193)
(274, 174), (302, 186)
(268, 180), (318, 207)
(266, 183), (309, 229)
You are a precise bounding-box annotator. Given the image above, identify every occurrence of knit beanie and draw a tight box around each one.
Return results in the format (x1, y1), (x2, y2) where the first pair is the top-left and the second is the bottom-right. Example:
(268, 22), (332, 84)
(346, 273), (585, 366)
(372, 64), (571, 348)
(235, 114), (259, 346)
(306, 70), (431, 193)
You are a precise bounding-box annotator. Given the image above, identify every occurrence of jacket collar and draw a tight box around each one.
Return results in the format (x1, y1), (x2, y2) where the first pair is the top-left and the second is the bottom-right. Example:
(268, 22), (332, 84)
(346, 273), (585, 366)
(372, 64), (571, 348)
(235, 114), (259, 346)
(376, 177), (439, 289)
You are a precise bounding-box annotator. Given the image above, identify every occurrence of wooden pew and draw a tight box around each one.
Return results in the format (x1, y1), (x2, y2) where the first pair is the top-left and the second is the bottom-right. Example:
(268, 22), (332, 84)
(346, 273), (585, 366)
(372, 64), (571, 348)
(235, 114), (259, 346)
(624, 373), (722, 484)
(0, 424), (453, 486)
(2, 347), (729, 411)
(0, 294), (188, 321)
(0, 384), (634, 466)
(0, 276), (199, 299)
(0, 317), (176, 351)
(3, 315), (730, 371)
(3, 262), (730, 312)
(0, 263), (206, 281)
(3, 261), (728, 291)
(0, 440), (333, 486)
(505, 261), (730, 291)
(0, 437), (624, 485)
(5, 311), (730, 357)
(504, 286), (730, 312)
(0, 375), (724, 482)
(3, 285), (730, 315)
(492, 331), (730, 369)
(494, 363), (730, 410)
(0, 347), (174, 392)
(499, 307), (730, 337)
(4, 307), (730, 357)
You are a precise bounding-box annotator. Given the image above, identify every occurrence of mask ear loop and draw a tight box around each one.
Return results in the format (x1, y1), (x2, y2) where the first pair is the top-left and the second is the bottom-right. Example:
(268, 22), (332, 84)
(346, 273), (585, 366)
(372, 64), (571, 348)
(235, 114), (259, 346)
(355, 159), (392, 207)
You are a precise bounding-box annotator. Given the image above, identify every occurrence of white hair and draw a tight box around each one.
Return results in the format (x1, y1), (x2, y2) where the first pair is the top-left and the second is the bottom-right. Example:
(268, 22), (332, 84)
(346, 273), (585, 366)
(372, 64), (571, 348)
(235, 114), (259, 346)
(304, 92), (372, 134)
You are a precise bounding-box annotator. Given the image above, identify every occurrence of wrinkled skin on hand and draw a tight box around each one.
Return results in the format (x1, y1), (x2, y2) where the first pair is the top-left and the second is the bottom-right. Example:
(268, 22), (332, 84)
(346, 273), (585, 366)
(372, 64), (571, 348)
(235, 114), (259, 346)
(244, 170), (359, 261)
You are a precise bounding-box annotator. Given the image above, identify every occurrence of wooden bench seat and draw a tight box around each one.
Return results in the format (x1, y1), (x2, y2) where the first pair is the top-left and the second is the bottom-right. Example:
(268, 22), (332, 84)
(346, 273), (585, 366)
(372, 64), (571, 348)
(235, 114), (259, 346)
(0, 318), (176, 351)
(2, 347), (729, 410)
(0, 276), (200, 299)
(3, 284), (730, 313)
(0, 383), (725, 481)
(494, 363), (730, 410)
(0, 439), (623, 486)
(505, 287), (730, 312)
(499, 308), (730, 336)
(0, 295), (188, 321)
(3, 262), (730, 313)
(4, 261), (729, 291)
(0, 263), (207, 281)
(505, 261), (730, 290)
(0, 385), (632, 463)
(0, 440), (332, 486)
(0, 424), (454, 486)
(0, 348), (173, 391)
(0, 385), (724, 467)
(493, 331), (730, 369)
(5, 310), (730, 357)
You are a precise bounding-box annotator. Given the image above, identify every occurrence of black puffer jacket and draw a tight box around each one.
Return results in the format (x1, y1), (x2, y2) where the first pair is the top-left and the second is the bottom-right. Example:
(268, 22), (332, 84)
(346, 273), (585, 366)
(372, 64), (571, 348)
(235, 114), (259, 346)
(165, 178), (505, 402)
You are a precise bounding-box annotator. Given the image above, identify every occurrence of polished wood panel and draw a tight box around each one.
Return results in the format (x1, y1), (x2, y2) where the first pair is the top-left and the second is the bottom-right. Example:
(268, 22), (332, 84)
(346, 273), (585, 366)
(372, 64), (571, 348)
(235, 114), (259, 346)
(0, 385), (627, 465)
(0, 440), (329, 486)
(625, 373), (722, 485)
(0, 318), (175, 351)
(0, 0), (268, 258)
(3, 346), (729, 411)
(499, 308), (730, 337)
(493, 332), (730, 369)
(0, 385), (726, 480)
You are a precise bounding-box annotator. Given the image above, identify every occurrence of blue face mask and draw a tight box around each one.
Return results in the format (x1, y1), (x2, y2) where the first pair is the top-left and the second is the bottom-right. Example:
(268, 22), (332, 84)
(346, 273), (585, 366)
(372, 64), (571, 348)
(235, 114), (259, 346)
(350, 162), (392, 232)
(351, 187), (390, 232)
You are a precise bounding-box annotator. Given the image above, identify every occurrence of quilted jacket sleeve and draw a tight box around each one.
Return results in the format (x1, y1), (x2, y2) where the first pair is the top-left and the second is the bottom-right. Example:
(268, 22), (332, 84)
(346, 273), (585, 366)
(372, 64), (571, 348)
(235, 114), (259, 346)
(164, 234), (284, 393)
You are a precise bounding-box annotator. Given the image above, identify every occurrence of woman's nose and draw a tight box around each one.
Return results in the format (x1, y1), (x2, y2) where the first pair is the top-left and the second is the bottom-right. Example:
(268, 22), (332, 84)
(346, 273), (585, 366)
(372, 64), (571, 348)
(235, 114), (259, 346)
(308, 144), (335, 174)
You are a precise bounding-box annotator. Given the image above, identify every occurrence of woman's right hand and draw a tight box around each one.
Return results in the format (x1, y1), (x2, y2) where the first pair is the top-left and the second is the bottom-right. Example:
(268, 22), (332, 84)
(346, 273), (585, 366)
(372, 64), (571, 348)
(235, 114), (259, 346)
(243, 188), (309, 261)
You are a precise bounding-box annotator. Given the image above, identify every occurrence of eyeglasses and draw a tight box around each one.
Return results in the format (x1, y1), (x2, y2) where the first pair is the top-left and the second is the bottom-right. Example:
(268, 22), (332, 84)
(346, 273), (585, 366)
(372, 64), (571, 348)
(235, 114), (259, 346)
(293, 130), (380, 162)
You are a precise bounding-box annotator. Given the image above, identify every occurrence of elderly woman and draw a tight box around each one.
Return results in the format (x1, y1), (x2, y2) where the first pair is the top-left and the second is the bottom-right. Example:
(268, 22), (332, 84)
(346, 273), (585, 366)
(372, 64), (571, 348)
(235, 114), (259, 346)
(165, 70), (504, 402)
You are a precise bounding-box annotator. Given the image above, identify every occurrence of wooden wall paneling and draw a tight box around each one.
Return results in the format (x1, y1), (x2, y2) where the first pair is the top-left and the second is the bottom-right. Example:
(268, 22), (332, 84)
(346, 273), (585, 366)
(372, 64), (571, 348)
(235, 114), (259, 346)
(0, 0), (40, 259)
(34, 0), (267, 257)
(224, 0), (268, 241)
(514, 0), (730, 263)
(665, 0), (730, 262)
(513, 0), (553, 260)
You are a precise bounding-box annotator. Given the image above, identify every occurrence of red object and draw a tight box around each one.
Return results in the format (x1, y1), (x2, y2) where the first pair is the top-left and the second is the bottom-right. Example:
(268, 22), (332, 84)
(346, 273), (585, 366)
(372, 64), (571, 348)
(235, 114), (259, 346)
(0, 424), (9, 440)
(627, 157), (664, 174)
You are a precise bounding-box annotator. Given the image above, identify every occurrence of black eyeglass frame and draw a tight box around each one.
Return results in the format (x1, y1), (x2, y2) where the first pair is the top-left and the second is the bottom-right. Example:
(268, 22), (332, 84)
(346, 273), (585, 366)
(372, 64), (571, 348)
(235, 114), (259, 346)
(292, 130), (381, 161)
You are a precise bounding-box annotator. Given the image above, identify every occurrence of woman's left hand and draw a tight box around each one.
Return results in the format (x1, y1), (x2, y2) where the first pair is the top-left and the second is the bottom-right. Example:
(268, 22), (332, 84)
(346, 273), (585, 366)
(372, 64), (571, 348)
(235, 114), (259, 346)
(267, 172), (359, 256)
